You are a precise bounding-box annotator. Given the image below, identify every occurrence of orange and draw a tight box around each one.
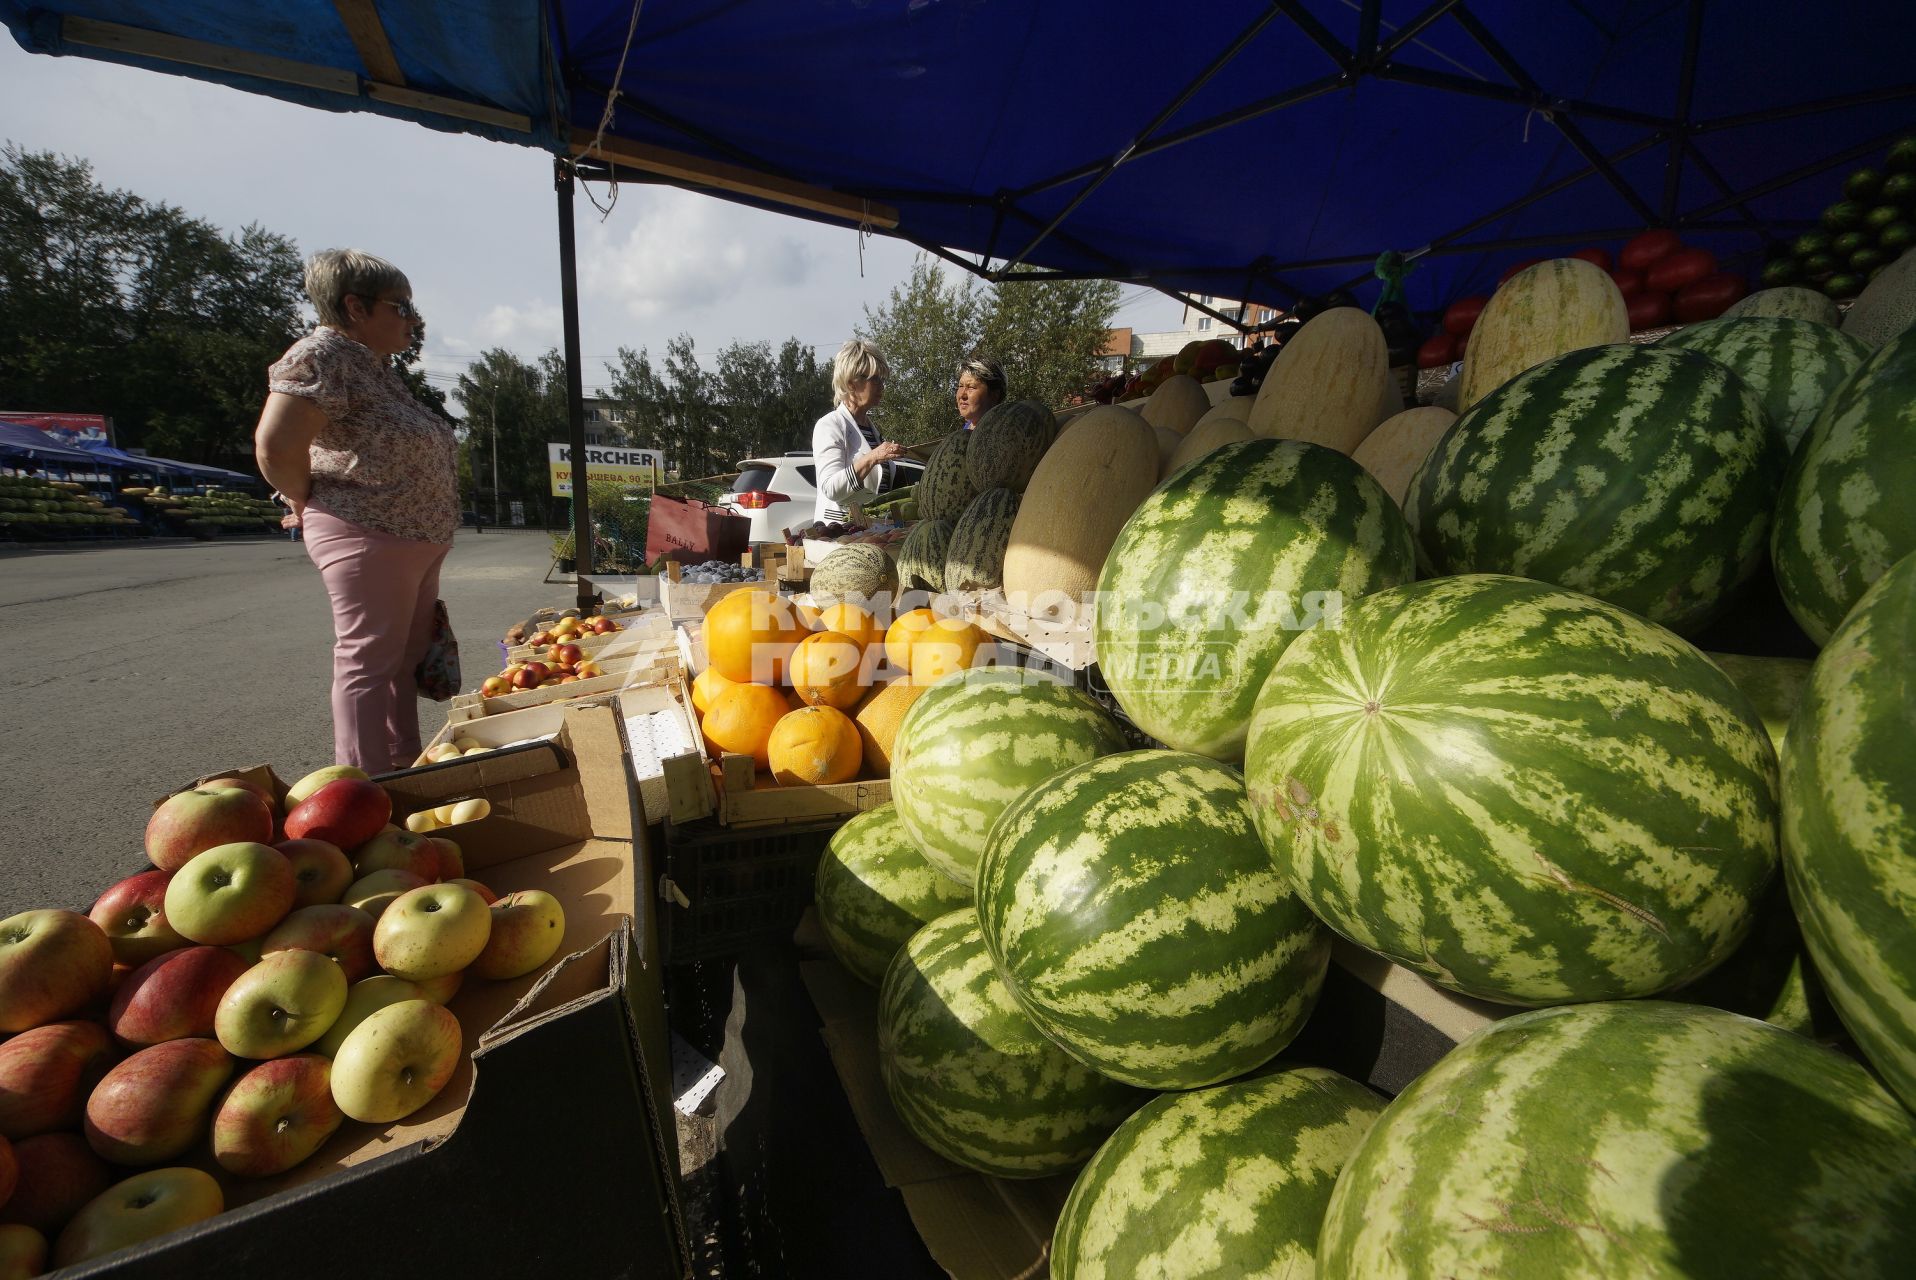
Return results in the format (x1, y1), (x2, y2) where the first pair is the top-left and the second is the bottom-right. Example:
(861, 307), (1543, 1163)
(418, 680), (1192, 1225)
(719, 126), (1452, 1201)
(767, 706), (863, 786)
(788, 631), (871, 711)
(691, 665), (735, 717)
(819, 601), (884, 653)
(704, 588), (808, 684)
(852, 678), (930, 777)
(700, 682), (793, 769)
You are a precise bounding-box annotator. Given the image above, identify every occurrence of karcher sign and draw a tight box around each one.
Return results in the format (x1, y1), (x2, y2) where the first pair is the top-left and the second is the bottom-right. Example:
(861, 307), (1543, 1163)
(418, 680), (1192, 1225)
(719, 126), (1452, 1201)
(547, 444), (664, 496)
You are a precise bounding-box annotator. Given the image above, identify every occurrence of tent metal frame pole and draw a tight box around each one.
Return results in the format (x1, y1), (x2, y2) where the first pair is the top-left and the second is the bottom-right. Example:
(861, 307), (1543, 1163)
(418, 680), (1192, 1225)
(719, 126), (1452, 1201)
(1276, 0), (1353, 70)
(1369, 63), (1676, 129)
(1661, 0), (1706, 224)
(1684, 123), (1912, 220)
(555, 157), (593, 609)
(1679, 140), (1781, 240)
(1375, 0), (1460, 62)
(1692, 84), (1916, 134)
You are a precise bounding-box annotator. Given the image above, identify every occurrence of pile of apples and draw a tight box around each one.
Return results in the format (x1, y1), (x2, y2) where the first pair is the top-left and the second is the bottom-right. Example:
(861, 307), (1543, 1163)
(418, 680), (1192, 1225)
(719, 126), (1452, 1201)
(0, 767), (566, 1272)
(525, 613), (622, 648)
(480, 613), (621, 700)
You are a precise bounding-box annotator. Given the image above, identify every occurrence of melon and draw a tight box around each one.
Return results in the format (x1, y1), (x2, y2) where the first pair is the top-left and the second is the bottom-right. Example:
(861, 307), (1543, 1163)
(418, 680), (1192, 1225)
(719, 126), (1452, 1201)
(1458, 257), (1629, 411)
(1150, 423), (1182, 479)
(1246, 308), (1394, 452)
(1001, 409), (1159, 612)
(1139, 374), (1210, 434)
(893, 519), (951, 596)
(964, 400), (1054, 494)
(1350, 406), (1456, 506)
(1726, 286), (1843, 327)
(1187, 397), (1249, 432)
(852, 677), (929, 777)
(1165, 414), (1253, 476)
(809, 543), (897, 605)
(916, 430), (975, 521)
(942, 487), (1020, 595)
(1841, 245), (1916, 349)
(813, 804), (970, 987)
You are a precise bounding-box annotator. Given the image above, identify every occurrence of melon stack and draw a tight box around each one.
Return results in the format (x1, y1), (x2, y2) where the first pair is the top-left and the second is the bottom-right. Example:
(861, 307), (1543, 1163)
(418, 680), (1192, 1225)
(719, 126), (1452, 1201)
(924, 400), (1060, 597)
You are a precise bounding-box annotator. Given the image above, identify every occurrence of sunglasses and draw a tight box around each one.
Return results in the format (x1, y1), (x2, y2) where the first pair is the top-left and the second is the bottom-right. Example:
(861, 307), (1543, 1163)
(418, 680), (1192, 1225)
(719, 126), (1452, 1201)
(363, 297), (419, 321)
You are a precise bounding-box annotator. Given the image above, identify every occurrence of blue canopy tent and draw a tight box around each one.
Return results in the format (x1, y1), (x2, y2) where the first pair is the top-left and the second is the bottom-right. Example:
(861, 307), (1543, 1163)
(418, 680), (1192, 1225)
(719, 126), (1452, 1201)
(7, 0), (1912, 593)
(0, 421), (107, 466)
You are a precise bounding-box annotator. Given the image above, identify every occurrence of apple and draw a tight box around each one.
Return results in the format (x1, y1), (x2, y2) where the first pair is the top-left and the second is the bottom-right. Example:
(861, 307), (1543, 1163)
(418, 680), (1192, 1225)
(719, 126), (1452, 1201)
(88, 869), (185, 968)
(422, 742), (463, 764)
(51, 1167), (223, 1268)
(342, 869), (428, 920)
(575, 660), (605, 679)
(479, 676), (511, 698)
(226, 937), (264, 965)
(106, 946), (250, 1048)
(328, 1000), (461, 1124)
(282, 778), (392, 851)
(550, 642), (584, 667)
(198, 775), (277, 815)
(372, 884), (491, 981)
(211, 1055), (344, 1177)
(443, 878), (496, 905)
(353, 829), (444, 882)
(423, 837), (465, 881)
(285, 764), (370, 808)
(162, 843), (296, 946)
(0, 910), (114, 1032)
(0, 1223), (45, 1279)
(213, 950), (348, 1059)
(0, 1133), (111, 1236)
(413, 970), (463, 1005)
(83, 1039), (233, 1164)
(468, 891), (567, 981)
(260, 905), (377, 984)
(0, 1023), (115, 1139)
(276, 837), (353, 908)
(310, 975), (424, 1058)
(143, 786), (274, 873)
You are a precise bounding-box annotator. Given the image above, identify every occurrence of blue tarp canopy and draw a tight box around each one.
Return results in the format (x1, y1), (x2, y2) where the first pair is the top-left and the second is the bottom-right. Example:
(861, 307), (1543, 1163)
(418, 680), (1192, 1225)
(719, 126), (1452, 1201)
(0, 421), (104, 464)
(7, 1), (1913, 317)
(73, 443), (182, 473)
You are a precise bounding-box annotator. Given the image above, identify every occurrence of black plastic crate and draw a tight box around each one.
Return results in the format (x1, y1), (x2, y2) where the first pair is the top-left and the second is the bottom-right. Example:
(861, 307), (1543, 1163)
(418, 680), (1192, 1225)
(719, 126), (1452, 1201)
(661, 817), (843, 964)
(1080, 661), (1170, 752)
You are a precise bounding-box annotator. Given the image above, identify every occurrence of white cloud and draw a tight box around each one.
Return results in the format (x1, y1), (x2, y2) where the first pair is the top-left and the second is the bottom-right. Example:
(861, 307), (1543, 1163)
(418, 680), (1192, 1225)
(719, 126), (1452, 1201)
(583, 187), (817, 321)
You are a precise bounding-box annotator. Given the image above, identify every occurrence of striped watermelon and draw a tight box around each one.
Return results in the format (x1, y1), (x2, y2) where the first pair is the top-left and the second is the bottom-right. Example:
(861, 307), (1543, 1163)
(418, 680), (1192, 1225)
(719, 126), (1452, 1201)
(1771, 324), (1916, 644)
(1669, 880), (1843, 1042)
(812, 804), (971, 987)
(1725, 285), (1843, 327)
(894, 518), (952, 595)
(1052, 1066), (1384, 1280)
(975, 751), (1330, 1089)
(1705, 651), (1814, 753)
(964, 400), (1055, 493)
(1244, 574), (1779, 1005)
(1781, 547), (1916, 1112)
(1408, 343), (1786, 636)
(876, 909), (1145, 1178)
(917, 430), (976, 522)
(943, 486), (1019, 595)
(1094, 439), (1414, 763)
(889, 666), (1128, 886)
(1318, 1002), (1916, 1278)
(1659, 315), (1870, 451)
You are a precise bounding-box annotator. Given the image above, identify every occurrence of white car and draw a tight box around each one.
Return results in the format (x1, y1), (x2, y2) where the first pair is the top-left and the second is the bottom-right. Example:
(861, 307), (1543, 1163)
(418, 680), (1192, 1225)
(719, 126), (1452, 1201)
(722, 452), (923, 544)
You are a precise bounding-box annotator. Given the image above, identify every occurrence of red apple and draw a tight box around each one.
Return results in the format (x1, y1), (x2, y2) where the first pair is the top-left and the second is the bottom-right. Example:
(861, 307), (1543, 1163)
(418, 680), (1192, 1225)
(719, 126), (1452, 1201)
(352, 830), (443, 882)
(143, 787), (274, 873)
(0, 1133), (112, 1236)
(197, 775), (277, 815)
(105, 946), (250, 1049)
(550, 642), (584, 667)
(0, 910), (113, 1033)
(276, 838), (353, 909)
(52, 1167), (223, 1268)
(282, 779), (392, 851)
(285, 765), (370, 808)
(161, 844), (296, 946)
(479, 676), (511, 698)
(83, 1039), (234, 1165)
(0, 1022), (117, 1139)
(509, 663), (549, 691)
(260, 905), (377, 984)
(211, 1055), (344, 1177)
(422, 837), (464, 881)
(88, 870), (186, 968)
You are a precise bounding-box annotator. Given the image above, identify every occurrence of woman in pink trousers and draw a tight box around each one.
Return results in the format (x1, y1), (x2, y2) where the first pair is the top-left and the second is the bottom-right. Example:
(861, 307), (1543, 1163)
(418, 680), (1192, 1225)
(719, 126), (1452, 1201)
(253, 249), (458, 772)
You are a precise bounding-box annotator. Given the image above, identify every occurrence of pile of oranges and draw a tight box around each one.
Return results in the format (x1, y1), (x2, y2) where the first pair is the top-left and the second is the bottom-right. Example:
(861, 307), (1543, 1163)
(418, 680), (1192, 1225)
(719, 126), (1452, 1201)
(694, 588), (994, 787)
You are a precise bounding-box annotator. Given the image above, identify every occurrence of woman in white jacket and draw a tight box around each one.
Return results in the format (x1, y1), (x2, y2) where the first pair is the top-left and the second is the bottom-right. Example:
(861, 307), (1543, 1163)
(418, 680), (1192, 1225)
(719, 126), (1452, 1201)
(812, 339), (908, 524)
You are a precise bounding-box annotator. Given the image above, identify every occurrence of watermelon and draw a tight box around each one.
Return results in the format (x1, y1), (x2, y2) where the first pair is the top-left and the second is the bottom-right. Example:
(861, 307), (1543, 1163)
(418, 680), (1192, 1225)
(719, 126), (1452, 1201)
(1094, 439), (1415, 763)
(1705, 651), (1814, 753)
(876, 909), (1145, 1178)
(1244, 574), (1779, 1006)
(1781, 547), (1916, 1112)
(812, 804), (971, 987)
(889, 666), (1128, 886)
(1668, 879), (1844, 1042)
(1052, 1066), (1384, 1280)
(1724, 285), (1843, 327)
(1409, 343), (1787, 636)
(916, 430), (976, 522)
(964, 400), (1055, 493)
(1771, 324), (1916, 644)
(942, 486), (1019, 595)
(1318, 1002), (1916, 1279)
(1659, 315), (1870, 451)
(975, 751), (1330, 1089)
(894, 518), (952, 596)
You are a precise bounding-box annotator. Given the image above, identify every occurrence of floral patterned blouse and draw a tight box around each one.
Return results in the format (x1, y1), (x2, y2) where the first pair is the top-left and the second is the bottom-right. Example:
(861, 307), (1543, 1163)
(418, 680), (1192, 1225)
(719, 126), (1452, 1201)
(268, 327), (459, 543)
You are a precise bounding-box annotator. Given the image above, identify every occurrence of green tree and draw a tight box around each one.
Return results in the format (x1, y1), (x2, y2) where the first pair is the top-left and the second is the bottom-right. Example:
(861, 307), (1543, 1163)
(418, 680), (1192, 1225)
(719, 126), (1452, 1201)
(456, 348), (562, 524)
(713, 337), (832, 459)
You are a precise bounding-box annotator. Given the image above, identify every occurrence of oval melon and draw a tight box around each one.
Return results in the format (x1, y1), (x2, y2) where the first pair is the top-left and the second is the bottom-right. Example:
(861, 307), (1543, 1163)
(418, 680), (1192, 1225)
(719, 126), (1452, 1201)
(1151, 424), (1182, 479)
(1247, 308), (1395, 453)
(1459, 257), (1629, 411)
(810, 543), (898, 606)
(1351, 406), (1457, 506)
(853, 678), (930, 777)
(1002, 408), (1159, 612)
(1166, 415), (1254, 476)
(1841, 246), (1916, 349)
(1188, 397), (1249, 432)
(1139, 374), (1210, 434)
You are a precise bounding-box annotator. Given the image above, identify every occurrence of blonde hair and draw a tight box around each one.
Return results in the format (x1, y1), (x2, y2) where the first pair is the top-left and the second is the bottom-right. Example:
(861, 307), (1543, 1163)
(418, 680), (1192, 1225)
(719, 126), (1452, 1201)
(304, 249), (410, 327)
(831, 339), (889, 403)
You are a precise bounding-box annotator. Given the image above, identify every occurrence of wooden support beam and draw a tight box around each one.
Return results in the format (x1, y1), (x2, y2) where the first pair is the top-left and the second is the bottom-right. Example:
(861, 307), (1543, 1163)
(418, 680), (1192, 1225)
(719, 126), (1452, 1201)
(568, 130), (900, 229)
(331, 0), (405, 86)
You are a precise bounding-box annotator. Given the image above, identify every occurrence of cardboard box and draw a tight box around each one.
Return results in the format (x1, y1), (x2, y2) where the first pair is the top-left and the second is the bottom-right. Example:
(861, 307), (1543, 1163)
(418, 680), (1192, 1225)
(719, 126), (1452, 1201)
(98, 704), (693, 1278)
(956, 589), (1096, 673)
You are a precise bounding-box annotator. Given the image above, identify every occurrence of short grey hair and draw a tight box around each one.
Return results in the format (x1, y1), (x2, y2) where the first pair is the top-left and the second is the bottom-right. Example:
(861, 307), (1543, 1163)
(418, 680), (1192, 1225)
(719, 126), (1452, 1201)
(304, 249), (410, 327)
(957, 357), (1007, 404)
(831, 339), (889, 403)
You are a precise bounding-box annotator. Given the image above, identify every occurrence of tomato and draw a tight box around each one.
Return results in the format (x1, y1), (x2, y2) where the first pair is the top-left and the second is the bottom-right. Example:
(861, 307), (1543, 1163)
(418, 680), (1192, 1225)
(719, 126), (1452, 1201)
(1441, 295), (1490, 337)
(1416, 332), (1457, 369)
(1627, 291), (1673, 331)
(1673, 273), (1749, 324)
(1498, 257), (1545, 285)
(1610, 267), (1646, 298)
(1646, 247), (1718, 294)
(1570, 246), (1613, 272)
(1619, 228), (1684, 271)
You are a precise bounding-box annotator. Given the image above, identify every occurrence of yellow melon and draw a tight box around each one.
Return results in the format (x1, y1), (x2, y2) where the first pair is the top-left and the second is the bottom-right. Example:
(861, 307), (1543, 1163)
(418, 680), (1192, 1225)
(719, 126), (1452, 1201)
(853, 679), (930, 777)
(767, 706), (862, 786)
(1351, 406), (1458, 507)
(1246, 307), (1396, 453)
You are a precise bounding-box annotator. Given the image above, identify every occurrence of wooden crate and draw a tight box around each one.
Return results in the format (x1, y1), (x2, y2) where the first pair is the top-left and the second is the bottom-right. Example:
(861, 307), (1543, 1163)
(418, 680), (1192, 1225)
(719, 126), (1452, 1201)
(505, 607), (673, 665)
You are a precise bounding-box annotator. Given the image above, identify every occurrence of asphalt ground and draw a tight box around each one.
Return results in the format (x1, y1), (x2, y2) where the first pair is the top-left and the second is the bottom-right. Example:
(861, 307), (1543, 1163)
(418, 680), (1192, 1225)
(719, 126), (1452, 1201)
(0, 529), (580, 918)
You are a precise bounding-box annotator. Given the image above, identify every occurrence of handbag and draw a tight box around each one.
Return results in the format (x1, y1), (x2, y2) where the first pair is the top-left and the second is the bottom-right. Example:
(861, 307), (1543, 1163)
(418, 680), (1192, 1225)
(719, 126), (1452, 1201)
(414, 599), (462, 701)
(643, 493), (751, 566)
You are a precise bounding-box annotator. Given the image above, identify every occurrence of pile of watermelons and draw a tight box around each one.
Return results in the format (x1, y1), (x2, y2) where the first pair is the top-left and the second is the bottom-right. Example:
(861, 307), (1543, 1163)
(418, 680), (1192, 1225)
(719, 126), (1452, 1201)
(1763, 134), (1916, 300)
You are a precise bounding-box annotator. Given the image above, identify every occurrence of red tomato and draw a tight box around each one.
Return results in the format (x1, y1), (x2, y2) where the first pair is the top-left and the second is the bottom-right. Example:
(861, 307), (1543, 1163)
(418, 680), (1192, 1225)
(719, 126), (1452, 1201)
(1673, 273), (1749, 324)
(1498, 257), (1545, 285)
(1441, 295), (1490, 337)
(1646, 247), (1718, 294)
(1619, 228), (1684, 271)
(1626, 291), (1673, 331)
(1416, 332), (1458, 369)
(1570, 246), (1613, 272)
(1610, 267), (1647, 298)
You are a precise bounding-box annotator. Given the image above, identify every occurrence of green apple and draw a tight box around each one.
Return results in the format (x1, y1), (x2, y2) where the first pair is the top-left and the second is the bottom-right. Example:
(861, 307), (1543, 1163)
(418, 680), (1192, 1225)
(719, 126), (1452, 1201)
(213, 952), (348, 1059)
(342, 869), (428, 921)
(0, 1223), (47, 1279)
(211, 1055), (344, 1177)
(51, 1167), (223, 1268)
(310, 975), (424, 1058)
(284, 764), (370, 808)
(371, 884), (491, 981)
(413, 970), (463, 1005)
(469, 891), (567, 981)
(329, 1000), (462, 1123)
(162, 844), (296, 946)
